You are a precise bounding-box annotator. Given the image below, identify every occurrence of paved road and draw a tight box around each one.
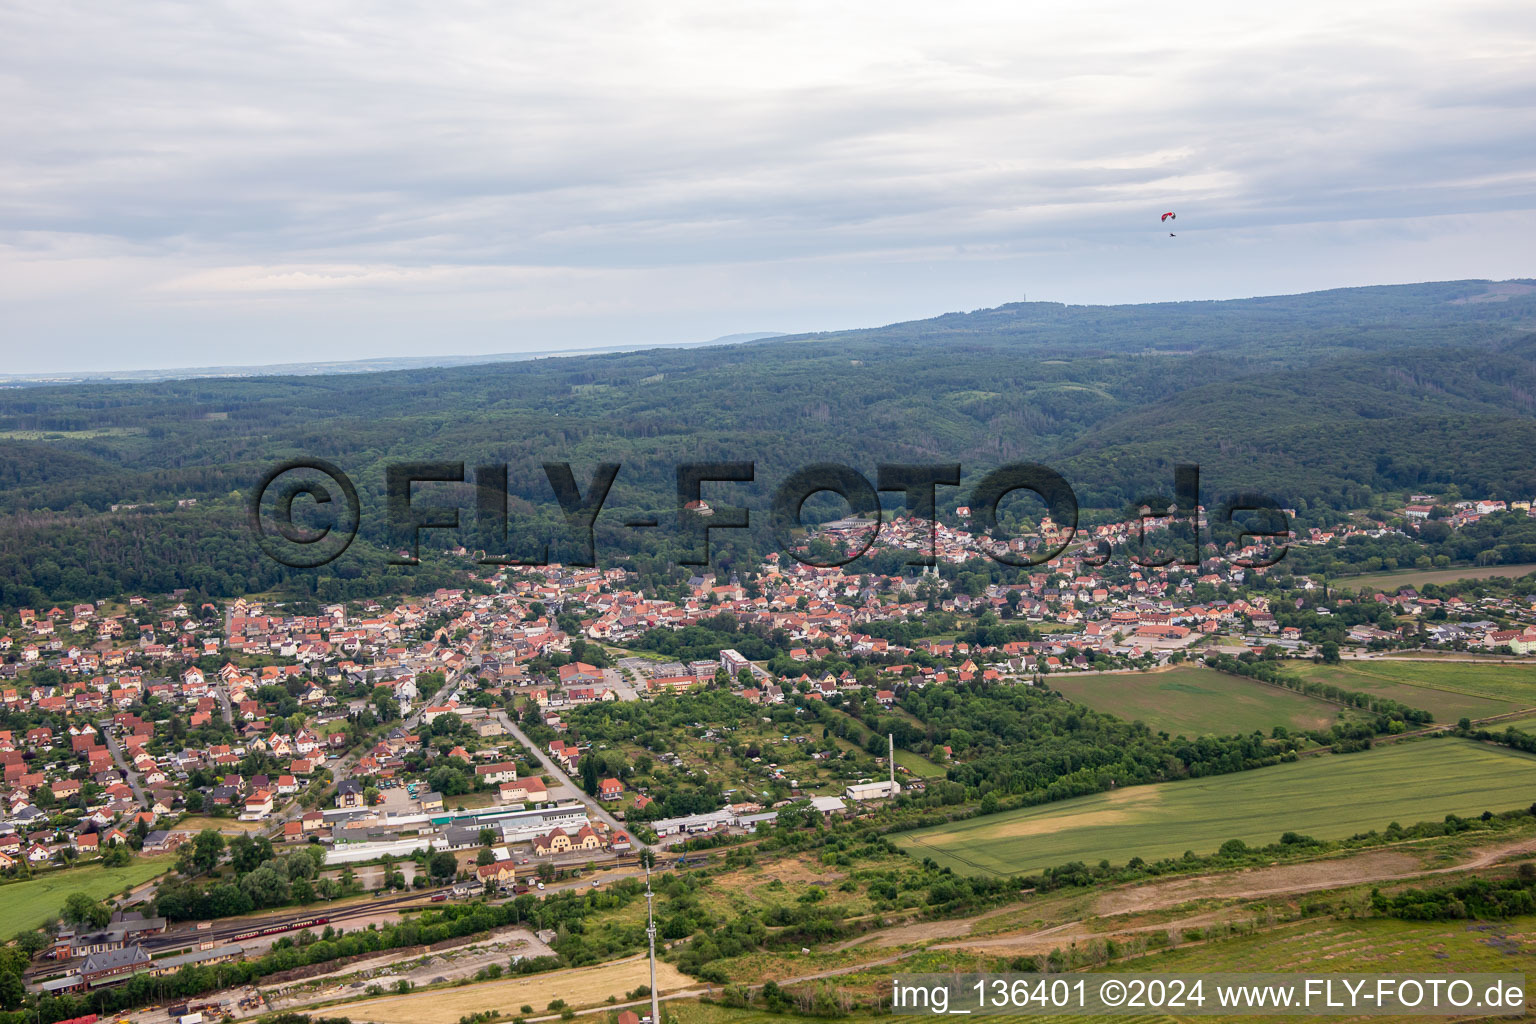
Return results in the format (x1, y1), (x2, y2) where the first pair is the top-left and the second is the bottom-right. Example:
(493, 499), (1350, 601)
(403, 657), (474, 730)
(215, 604), (237, 724)
(254, 654), (478, 837)
(254, 654), (473, 835)
(214, 679), (235, 726)
(597, 665), (643, 701)
(97, 717), (149, 808)
(512, 946), (919, 1024)
(494, 710), (651, 851)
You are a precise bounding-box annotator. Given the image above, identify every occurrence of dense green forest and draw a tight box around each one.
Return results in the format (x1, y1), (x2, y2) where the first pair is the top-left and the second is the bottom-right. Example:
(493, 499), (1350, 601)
(2, 279), (1535, 603)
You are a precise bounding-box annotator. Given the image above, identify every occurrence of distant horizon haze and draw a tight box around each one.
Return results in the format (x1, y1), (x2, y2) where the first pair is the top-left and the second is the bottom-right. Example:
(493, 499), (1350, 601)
(2, 1), (1534, 373)
(4, 276), (1533, 383)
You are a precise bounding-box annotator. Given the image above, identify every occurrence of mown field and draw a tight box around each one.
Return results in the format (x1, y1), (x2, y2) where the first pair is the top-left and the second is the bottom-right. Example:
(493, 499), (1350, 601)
(667, 909), (1536, 1022)
(1125, 914), (1536, 974)
(1286, 660), (1536, 721)
(3, 856), (174, 936)
(1049, 667), (1347, 736)
(1329, 562), (1536, 591)
(341, 954), (692, 1022)
(671, 1004), (1181, 1024)
(896, 740), (1536, 877)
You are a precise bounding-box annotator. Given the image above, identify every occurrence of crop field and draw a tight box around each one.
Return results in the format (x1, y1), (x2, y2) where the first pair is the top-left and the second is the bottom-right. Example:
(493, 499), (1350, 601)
(1286, 660), (1536, 721)
(1329, 562), (1536, 591)
(3, 856), (174, 936)
(670, 912), (1536, 1024)
(340, 955), (693, 1023)
(1125, 913), (1536, 977)
(895, 741), (1536, 877)
(670, 909), (1536, 1024)
(1363, 659), (1536, 705)
(675, 1006), (1183, 1024)
(1049, 667), (1347, 736)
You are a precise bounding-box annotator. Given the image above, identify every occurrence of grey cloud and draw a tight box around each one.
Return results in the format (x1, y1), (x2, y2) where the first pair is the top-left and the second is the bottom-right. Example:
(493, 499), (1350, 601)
(0, 0), (1533, 371)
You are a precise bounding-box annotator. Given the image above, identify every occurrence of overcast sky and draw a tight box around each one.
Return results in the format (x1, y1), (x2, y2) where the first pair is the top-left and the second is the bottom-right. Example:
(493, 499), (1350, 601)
(2, 1), (1534, 373)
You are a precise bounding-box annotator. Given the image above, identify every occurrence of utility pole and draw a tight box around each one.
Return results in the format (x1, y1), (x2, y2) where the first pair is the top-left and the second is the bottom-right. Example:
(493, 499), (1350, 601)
(645, 864), (661, 1024)
(888, 733), (896, 795)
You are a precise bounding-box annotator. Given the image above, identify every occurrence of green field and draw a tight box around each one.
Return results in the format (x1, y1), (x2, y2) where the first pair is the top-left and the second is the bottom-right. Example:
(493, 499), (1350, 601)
(1363, 659), (1536, 704)
(896, 741), (1536, 877)
(2, 856), (174, 937)
(1050, 668), (1348, 736)
(672, 1005), (1185, 1024)
(1328, 562), (1536, 592)
(668, 912), (1536, 1024)
(1124, 913), (1536, 976)
(821, 706), (949, 778)
(1285, 659), (1536, 721)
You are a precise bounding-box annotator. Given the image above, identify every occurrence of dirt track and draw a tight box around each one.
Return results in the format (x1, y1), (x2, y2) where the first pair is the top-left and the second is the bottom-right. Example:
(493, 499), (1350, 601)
(929, 835), (1536, 954)
(831, 904), (1022, 950)
(838, 835), (1536, 956)
(342, 954), (693, 1024)
(1097, 835), (1536, 916)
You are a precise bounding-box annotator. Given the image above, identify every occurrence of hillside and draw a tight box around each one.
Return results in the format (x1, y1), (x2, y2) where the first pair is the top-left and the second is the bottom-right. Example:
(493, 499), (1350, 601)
(1, 278), (1535, 604)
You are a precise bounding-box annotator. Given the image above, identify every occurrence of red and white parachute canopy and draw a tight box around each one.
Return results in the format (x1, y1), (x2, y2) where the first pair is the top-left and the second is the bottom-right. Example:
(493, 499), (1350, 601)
(1160, 211), (1176, 222)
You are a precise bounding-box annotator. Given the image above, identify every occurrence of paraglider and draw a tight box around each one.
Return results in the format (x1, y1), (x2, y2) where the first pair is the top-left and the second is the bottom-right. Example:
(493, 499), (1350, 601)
(1161, 212), (1176, 222)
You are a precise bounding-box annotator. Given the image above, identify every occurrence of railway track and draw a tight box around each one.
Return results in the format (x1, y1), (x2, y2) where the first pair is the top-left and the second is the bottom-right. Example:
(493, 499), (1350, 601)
(29, 851), (709, 981)
(25, 892), (450, 981)
(141, 889), (451, 954)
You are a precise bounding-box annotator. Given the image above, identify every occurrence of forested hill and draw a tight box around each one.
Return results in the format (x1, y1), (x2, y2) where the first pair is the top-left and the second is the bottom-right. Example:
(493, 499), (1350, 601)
(1, 278), (1534, 603)
(763, 279), (1536, 366)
